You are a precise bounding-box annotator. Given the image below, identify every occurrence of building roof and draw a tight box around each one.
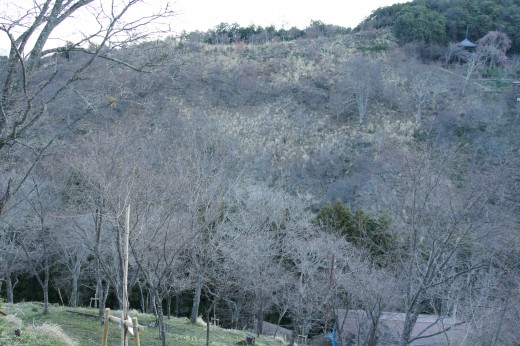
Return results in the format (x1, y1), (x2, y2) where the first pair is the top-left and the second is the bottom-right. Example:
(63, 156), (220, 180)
(458, 38), (477, 48)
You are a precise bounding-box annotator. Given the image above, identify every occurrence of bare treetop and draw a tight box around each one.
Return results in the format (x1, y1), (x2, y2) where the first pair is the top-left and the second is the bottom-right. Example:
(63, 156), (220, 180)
(0, 1), (173, 59)
(0, 0), (174, 217)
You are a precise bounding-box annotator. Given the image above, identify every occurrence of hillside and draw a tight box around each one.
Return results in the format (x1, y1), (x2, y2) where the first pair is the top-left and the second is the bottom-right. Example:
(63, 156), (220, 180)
(1, 22), (520, 346)
(59, 27), (517, 203)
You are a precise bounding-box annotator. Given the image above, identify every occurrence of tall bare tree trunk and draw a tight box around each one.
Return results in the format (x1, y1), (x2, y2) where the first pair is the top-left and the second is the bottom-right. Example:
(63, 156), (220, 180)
(43, 268), (49, 315)
(256, 305), (265, 337)
(5, 272), (14, 303)
(167, 295), (171, 319)
(399, 292), (423, 346)
(70, 272), (79, 308)
(152, 289), (167, 346)
(190, 275), (203, 323)
(175, 294), (180, 318)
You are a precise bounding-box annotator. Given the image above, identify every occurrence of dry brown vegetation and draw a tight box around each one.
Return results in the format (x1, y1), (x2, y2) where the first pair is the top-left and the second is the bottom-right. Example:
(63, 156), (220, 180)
(2, 22), (520, 346)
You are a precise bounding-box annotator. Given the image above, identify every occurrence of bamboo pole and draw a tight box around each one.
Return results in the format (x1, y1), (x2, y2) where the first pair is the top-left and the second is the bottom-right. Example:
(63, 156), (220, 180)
(102, 308), (110, 346)
(133, 317), (141, 346)
(122, 205), (130, 346)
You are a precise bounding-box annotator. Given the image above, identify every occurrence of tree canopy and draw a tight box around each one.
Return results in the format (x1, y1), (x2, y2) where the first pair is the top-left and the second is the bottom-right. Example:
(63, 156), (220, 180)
(394, 5), (447, 44)
(362, 0), (520, 53)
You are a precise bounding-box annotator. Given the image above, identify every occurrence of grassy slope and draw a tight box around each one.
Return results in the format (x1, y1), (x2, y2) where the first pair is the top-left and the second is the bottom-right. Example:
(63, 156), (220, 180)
(1, 302), (284, 346)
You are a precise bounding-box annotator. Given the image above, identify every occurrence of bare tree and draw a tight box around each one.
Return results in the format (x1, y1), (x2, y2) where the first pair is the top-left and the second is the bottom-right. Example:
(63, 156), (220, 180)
(405, 63), (434, 127)
(0, 220), (23, 303)
(334, 255), (400, 346)
(374, 144), (509, 346)
(166, 122), (243, 325)
(462, 51), (483, 95)
(62, 118), (156, 317)
(225, 184), (297, 337)
(284, 229), (347, 346)
(477, 31), (512, 69)
(130, 175), (192, 346)
(0, 0), (173, 217)
(19, 176), (61, 314)
(444, 42), (464, 65)
(0, 2), (173, 310)
(346, 57), (382, 125)
(199, 215), (245, 346)
(55, 222), (90, 308)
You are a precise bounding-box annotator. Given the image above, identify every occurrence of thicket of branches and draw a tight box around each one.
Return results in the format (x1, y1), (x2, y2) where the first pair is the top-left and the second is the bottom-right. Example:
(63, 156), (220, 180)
(1, 2), (520, 346)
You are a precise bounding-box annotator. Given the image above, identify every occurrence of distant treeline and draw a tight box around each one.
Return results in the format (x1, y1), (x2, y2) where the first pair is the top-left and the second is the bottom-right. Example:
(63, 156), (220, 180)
(182, 20), (351, 44)
(182, 0), (520, 54)
(359, 0), (520, 53)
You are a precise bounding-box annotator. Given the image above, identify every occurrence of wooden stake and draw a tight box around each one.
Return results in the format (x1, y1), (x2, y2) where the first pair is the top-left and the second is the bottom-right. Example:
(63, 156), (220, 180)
(133, 317), (141, 346)
(107, 315), (145, 331)
(122, 205), (130, 346)
(102, 308), (110, 346)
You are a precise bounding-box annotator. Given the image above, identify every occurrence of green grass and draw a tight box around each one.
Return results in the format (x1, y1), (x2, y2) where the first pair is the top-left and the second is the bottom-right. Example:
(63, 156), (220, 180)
(1, 302), (285, 346)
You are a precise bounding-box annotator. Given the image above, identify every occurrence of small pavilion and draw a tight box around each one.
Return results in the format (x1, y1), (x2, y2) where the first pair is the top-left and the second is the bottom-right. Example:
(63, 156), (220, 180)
(457, 27), (478, 52)
(457, 38), (478, 51)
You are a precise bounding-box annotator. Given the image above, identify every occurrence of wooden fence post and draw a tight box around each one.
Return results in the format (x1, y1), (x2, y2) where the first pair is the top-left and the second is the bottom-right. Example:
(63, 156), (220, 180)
(133, 317), (140, 346)
(102, 308), (110, 346)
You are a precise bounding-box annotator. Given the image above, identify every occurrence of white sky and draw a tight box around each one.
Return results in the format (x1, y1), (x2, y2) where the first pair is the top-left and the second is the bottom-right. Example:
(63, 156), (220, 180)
(173, 0), (404, 32)
(0, 0), (405, 56)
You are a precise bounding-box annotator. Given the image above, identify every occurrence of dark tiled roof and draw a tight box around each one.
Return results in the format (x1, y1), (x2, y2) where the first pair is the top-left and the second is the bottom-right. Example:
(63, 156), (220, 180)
(458, 38), (477, 47)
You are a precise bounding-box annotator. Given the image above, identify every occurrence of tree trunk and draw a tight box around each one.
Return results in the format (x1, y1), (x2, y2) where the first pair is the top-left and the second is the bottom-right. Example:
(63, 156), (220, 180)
(367, 318), (379, 346)
(95, 205), (107, 320)
(167, 295), (171, 319)
(206, 306), (212, 346)
(153, 291), (167, 346)
(43, 266), (49, 315)
(190, 275), (203, 324)
(229, 301), (239, 330)
(103, 282), (110, 307)
(273, 305), (288, 338)
(175, 294), (180, 317)
(70, 273), (79, 308)
(98, 280), (110, 321)
(289, 328), (297, 346)
(205, 298), (218, 346)
(5, 273), (14, 303)
(399, 304), (421, 346)
(256, 306), (264, 337)
(147, 290), (155, 314)
(138, 282), (146, 313)
(96, 277), (103, 318)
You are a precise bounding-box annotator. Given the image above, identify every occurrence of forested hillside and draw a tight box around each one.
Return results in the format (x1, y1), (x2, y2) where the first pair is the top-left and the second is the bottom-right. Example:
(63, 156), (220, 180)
(1, 1), (520, 346)
(362, 0), (520, 52)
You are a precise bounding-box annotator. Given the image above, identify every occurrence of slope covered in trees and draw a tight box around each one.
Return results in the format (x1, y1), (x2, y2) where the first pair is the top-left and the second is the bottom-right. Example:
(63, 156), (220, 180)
(362, 0), (520, 53)
(1, 2), (520, 345)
